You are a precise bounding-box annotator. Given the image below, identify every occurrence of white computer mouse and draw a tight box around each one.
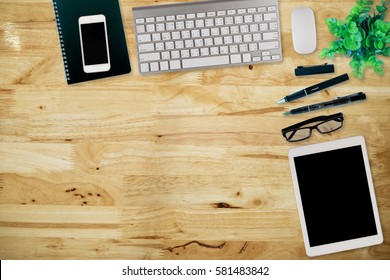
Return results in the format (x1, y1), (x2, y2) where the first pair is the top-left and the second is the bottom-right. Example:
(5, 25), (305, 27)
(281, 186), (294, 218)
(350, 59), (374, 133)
(291, 7), (317, 54)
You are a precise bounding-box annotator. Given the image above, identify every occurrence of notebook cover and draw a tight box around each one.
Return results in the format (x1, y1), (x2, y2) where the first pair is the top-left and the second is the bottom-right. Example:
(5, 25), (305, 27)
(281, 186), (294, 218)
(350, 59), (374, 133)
(52, 0), (131, 84)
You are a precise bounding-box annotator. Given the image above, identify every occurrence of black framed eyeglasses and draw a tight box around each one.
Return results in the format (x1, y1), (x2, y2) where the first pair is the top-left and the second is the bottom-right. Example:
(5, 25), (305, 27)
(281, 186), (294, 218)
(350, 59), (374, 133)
(281, 112), (344, 142)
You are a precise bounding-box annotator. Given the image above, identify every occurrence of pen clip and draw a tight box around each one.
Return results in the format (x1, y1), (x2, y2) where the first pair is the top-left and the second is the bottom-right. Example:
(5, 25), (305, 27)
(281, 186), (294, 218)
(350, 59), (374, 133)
(336, 92), (364, 99)
(294, 63), (335, 76)
(297, 63), (329, 69)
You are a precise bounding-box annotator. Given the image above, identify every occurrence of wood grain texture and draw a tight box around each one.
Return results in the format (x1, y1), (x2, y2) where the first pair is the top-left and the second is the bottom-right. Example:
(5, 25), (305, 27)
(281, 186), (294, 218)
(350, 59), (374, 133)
(0, 0), (389, 259)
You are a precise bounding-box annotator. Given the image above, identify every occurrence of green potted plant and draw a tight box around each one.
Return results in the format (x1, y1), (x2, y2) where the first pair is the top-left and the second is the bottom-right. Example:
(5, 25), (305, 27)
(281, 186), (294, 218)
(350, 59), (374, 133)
(319, 0), (390, 78)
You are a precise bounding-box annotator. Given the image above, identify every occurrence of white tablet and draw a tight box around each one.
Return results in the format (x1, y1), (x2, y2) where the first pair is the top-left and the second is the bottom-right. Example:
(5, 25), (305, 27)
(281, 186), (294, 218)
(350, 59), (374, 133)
(288, 136), (383, 257)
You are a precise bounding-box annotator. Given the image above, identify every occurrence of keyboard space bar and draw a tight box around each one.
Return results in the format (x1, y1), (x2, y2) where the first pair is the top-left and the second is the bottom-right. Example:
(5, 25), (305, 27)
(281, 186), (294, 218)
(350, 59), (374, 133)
(182, 55), (229, 69)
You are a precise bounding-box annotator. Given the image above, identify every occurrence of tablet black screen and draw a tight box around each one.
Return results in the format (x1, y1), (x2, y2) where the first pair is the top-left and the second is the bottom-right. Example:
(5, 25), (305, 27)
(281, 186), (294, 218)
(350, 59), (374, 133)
(294, 145), (377, 247)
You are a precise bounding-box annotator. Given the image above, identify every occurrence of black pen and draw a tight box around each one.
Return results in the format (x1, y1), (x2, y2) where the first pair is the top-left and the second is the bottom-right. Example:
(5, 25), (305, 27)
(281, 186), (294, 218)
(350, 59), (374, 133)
(277, 73), (349, 104)
(283, 92), (366, 115)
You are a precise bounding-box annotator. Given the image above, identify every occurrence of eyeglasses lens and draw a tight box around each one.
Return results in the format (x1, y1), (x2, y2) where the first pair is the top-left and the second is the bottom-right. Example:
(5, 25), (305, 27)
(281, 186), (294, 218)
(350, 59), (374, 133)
(285, 128), (311, 141)
(317, 119), (343, 133)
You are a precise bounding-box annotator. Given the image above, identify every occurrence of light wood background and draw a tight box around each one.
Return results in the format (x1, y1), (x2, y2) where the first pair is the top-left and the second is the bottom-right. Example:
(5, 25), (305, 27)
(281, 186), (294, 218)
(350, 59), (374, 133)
(0, 0), (389, 260)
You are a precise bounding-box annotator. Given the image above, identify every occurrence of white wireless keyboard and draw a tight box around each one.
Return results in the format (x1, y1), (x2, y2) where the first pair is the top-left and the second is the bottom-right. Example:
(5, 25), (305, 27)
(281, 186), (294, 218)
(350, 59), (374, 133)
(132, 0), (282, 74)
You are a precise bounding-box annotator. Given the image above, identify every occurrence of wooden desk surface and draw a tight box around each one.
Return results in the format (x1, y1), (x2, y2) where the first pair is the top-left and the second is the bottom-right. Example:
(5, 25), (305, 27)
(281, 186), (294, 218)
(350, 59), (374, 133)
(0, 0), (389, 260)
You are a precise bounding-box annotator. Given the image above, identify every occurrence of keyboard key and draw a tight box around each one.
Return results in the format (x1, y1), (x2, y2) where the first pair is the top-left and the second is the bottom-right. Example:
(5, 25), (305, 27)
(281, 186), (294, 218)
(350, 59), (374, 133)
(248, 8), (256, 13)
(137, 34), (151, 43)
(200, 48), (209, 56)
(230, 54), (242, 63)
(269, 22), (278, 30)
(259, 23), (268, 31)
(150, 62), (159, 71)
(191, 48), (200, 57)
(160, 61), (169, 70)
(161, 51), (170, 60)
(187, 13), (196, 19)
(258, 41), (279, 50)
(136, 25), (145, 33)
(140, 63), (149, 72)
(146, 17), (155, 23)
(152, 33), (161, 41)
(170, 60), (181, 69)
(182, 55), (229, 68)
(146, 24), (155, 32)
(181, 49), (190, 58)
(268, 6), (277, 12)
(156, 42), (164, 51)
(162, 32), (171, 40)
(254, 14), (263, 22)
(139, 43), (155, 52)
(139, 52), (160, 62)
(243, 53), (251, 62)
(239, 44), (248, 52)
(210, 47), (219, 55)
(171, 50), (180, 59)
(166, 22), (175, 30)
(156, 16), (165, 22)
(263, 32), (278, 40)
(244, 15), (253, 23)
(264, 13), (277, 21)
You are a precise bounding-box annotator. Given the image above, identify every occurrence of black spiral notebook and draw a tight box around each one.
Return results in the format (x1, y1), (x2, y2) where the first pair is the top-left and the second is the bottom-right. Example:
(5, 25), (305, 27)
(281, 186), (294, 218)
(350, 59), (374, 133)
(52, 0), (131, 84)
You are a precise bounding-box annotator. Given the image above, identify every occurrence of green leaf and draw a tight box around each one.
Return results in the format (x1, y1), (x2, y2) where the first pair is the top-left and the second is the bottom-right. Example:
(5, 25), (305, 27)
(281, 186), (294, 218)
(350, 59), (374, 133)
(362, 6), (372, 13)
(337, 19), (345, 27)
(326, 18), (337, 26)
(374, 63), (384, 75)
(382, 47), (390, 56)
(366, 55), (376, 65)
(348, 26), (359, 34)
(374, 30), (385, 39)
(344, 38), (360, 50)
(374, 19), (386, 32)
(376, 5), (387, 13)
(359, 28), (367, 39)
(350, 33), (363, 42)
(348, 21), (357, 29)
(319, 49), (328, 59)
(351, 69), (359, 77)
(341, 29), (350, 38)
(351, 5), (361, 16)
(365, 36), (371, 47)
(374, 40), (385, 49)
(349, 60), (361, 68)
(329, 26), (339, 36)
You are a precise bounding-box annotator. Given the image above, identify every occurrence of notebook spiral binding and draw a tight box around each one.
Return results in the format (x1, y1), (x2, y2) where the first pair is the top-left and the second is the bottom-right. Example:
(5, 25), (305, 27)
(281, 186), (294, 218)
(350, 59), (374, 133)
(52, 1), (70, 82)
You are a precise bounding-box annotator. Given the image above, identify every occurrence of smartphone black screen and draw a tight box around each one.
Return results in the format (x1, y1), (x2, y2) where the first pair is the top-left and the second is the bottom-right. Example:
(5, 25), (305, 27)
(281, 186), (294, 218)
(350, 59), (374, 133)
(80, 22), (108, 65)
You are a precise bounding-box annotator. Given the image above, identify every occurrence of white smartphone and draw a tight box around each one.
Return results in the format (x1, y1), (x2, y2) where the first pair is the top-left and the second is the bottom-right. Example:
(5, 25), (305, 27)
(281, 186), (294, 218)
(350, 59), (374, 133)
(78, 14), (111, 73)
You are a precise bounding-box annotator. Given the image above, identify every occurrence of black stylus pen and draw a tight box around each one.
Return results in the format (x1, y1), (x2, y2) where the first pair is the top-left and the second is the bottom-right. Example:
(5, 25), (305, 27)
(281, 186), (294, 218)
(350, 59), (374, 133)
(277, 73), (349, 104)
(283, 92), (366, 115)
